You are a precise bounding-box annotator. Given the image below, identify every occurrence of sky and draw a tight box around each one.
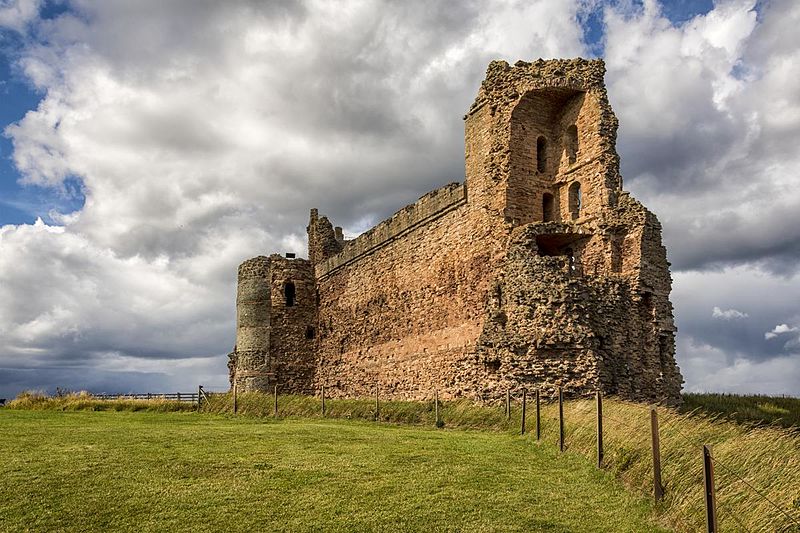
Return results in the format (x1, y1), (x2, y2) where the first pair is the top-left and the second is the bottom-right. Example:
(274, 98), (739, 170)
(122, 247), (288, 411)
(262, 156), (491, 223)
(1, 0), (799, 399)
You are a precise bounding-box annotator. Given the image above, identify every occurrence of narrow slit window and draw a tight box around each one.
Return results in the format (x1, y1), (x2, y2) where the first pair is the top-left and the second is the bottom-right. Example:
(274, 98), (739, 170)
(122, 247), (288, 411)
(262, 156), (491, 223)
(568, 182), (581, 220)
(566, 124), (578, 165)
(542, 193), (555, 222)
(536, 136), (547, 173)
(284, 281), (296, 307)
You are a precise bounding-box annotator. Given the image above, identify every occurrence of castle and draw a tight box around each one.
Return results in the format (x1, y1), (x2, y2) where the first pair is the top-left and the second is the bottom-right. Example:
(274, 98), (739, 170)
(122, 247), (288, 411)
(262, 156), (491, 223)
(228, 58), (684, 404)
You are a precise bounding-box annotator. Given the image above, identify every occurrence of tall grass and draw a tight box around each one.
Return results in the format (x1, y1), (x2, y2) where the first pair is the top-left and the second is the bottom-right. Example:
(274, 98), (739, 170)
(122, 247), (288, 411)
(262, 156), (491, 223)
(7, 390), (197, 413)
(9, 389), (800, 531)
(682, 392), (800, 429)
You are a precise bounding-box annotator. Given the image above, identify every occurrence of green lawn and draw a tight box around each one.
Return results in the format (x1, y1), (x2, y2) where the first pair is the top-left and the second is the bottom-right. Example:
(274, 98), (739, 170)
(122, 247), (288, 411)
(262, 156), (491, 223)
(0, 410), (667, 532)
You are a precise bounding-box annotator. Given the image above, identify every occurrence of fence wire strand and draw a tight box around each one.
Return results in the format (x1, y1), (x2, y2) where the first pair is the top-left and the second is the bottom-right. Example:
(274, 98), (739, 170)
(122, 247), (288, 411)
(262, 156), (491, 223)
(711, 455), (800, 528)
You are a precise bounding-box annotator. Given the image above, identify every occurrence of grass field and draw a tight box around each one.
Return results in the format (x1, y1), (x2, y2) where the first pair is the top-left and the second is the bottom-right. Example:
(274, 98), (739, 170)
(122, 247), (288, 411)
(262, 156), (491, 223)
(682, 392), (800, 428)
(0, 410), (667, 533)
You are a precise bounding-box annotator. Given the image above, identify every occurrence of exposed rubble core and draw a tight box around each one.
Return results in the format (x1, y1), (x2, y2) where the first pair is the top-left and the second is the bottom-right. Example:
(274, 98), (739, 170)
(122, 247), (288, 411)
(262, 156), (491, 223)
(228, 58), (683, 404)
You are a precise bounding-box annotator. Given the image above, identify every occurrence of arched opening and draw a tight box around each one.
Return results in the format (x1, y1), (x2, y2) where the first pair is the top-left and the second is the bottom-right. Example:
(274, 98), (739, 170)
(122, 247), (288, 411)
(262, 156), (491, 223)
(284, 281), (296, 307)
(542, 193), (555, 222)
(566, 124), (578, 165)
(568, 182), (581, 220)
(536, 136), (547, 173)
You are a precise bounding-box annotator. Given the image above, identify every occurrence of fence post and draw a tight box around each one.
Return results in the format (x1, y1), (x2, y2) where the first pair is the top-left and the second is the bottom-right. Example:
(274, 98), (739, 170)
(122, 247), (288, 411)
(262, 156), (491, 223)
(233, 382), (238, 414)
(505, 389), (511, 420)
(702, 445), (718, 533)
(147, 393), (151, 400)
(197, 385), (202, 410)
(521, 389), (527, 435)
(535, 389), (541, 440)
(651, 407), (664, 501)
(434, 389), (440, 427)
(273, 384), (278, 417)
(375, 383), (380, 421)
(321, 385), (326, 416)
(558, 387), (564, 452)
(177, 392), (181, 402)
(596, 391), (604, 468)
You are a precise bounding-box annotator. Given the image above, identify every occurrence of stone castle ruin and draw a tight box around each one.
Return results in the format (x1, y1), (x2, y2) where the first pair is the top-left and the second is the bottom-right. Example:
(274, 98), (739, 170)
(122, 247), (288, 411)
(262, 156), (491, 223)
(229, 58), (683, 404)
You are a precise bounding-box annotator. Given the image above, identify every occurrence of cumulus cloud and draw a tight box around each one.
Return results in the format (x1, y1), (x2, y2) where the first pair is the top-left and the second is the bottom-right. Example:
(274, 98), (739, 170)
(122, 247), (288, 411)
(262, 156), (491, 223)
(1, 0), (799, 398)
(712, 306), (748, 320)
(0, 0), (588, 397)
(0, 0), (41, 33)
(764, 323), (799, 340)
(605, 0), (800, 275)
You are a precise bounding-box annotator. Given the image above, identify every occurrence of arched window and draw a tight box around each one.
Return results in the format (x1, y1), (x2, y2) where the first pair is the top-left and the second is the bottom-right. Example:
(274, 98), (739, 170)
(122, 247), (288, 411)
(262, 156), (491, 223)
(542, 193), (555, 222)
(284, 281), (296, 307)
(568, 182), (582, 220)
(566, 124), (578, 165)
(536, 136), (547, 173)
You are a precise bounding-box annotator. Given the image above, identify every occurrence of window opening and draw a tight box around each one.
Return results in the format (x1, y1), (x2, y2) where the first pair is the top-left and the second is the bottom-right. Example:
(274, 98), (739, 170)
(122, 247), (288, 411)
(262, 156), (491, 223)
(566, 124), (578, 165)
(536, 136), (547, 173)
(284, 281), (296, 307)
(305, 326), (315, 339)
(568, 182), (581, 220)
(542, 193), (555, 222)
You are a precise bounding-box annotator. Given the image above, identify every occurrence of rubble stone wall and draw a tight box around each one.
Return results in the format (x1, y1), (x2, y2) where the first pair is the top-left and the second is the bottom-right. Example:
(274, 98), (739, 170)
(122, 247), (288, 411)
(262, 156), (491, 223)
(229, 58), (683, 404)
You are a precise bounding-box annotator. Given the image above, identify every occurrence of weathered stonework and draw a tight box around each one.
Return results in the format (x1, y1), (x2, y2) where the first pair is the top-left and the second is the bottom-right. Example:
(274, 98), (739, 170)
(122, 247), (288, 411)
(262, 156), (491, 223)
(228, 58), (683, 404)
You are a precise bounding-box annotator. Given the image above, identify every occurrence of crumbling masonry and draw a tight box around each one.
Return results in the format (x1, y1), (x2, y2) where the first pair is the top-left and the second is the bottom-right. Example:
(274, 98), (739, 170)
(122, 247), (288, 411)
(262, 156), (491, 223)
(229, 58), (684, 404)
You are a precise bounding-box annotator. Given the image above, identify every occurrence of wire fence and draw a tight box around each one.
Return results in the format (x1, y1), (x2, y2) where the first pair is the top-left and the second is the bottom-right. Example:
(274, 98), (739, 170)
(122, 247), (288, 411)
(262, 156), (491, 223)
(83, 385), (799, 532)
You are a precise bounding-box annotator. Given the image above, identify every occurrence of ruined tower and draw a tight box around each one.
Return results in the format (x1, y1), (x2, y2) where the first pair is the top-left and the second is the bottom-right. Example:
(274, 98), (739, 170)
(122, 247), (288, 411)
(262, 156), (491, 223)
(228, 58), (683, 404)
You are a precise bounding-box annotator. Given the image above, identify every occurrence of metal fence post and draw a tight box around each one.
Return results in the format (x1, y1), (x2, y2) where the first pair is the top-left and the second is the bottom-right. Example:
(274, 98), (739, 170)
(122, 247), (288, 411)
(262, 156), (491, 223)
(703, 445), (718, 533)
(273, 384), (278, 417)
(233, 382), (238, 414)
(505, 389), (511, 420)
(322, 385), (326, 416)
(521, 388), (527, 435)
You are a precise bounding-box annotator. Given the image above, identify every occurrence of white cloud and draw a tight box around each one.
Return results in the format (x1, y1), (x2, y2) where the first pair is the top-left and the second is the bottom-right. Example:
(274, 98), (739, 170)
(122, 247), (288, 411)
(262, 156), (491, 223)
(0, 0), (590, 397)
(0, 0), (41, 33)
(1, 0), (799, 398)
(765, 323), (799, 340)
(712, 306), (748, 320)
(679, 335), (800, 396)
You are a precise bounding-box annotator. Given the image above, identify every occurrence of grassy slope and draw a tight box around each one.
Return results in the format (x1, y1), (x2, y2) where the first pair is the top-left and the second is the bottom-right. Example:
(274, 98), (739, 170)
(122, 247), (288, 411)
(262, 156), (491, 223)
(682, 392), (800, 428)
(0, 410), (666, 533)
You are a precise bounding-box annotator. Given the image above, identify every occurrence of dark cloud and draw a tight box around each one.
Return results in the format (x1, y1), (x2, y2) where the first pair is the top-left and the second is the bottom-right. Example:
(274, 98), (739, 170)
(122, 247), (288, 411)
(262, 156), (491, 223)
(1, 0), (799, 398)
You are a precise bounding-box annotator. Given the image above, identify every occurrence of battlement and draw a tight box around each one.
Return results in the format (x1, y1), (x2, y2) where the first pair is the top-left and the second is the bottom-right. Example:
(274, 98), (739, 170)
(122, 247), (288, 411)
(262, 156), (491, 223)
(315, 182), (467, 278)
(229, 57), (683, 405)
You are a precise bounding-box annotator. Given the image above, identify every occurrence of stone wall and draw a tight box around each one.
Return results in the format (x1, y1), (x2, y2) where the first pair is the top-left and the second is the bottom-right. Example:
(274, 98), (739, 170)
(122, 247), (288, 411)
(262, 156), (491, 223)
(228, 57), (683, 405)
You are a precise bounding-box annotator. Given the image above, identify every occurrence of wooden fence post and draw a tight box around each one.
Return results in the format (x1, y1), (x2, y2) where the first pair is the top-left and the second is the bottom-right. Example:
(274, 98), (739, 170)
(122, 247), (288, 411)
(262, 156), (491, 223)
(702, 445), (718, 533)
(273, 384), (278, 417)
(651, 407), (664, 501)
(177, 392), (181, 402)
(596, 391), (604, 468)
(321, 385), (326, 416)
(233, 382), (238, 414)
(535, 389), (541, 440)
(521, 388), (527, 435)
(434, 389), (440, 427)
(558, 387), (564, 452)
(197, 385), (202, 410)
(375, 384), (380, 421)
(505, 389), (511, 420)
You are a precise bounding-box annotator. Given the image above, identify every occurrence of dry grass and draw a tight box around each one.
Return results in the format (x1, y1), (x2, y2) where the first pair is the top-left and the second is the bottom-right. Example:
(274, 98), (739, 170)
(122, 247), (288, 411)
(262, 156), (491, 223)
(7, 390), (197, 413)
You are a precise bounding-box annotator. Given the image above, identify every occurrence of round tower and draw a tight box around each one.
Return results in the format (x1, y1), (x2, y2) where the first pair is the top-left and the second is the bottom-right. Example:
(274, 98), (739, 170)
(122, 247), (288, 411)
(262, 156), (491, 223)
(232, 256), (272, 392)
